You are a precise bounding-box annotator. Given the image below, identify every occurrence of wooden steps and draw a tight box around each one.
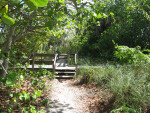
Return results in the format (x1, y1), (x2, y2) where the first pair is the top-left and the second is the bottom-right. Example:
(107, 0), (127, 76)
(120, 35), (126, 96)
(10, 53), (78, 79)
(55, 75), (74, 79)
(55, 68), (76, 79)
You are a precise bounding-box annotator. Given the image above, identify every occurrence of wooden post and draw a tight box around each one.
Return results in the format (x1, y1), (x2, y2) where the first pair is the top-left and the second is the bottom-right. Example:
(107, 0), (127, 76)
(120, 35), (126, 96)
(67, 54), (70, 66)
(32, 53), (34, 71)
(75, 54), (78, 76)
(53, 54), (58, 75)
(52, 63), (55, 75)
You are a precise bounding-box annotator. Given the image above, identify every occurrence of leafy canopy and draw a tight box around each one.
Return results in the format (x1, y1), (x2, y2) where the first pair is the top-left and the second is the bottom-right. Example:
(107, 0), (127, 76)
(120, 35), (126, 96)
(0, 0), (49, 25)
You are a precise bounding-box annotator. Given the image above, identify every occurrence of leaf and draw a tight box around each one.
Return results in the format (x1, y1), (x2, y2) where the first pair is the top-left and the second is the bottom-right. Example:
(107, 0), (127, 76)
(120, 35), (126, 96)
(10, 93), (13, 97)
(24, 0), (48, 10)
(32, 94), (37, 100)
(97, 13), (102, 18)
(59, 0), (64, 3)
(110, 12), (114, 16)
(1, 14), (15, 25)
(24, 93), (30, 101)
(34, 90), (42, 96)
(103, 13), (108, 18)
(31, 110), (36, 113)
(6, 79), (15, 86)
(7, 72), (17, 79)
(39, 109), (45, 113)
(19, 94), (24, 101)
(77, 0), (81, 4)
(23, 107), (29, 113)
(0, 5), (8, 14)
(35, 0), (49, 7)
(45, 20), (54, 30)
(24, 0), (38, 10)
(10, 0), (20, 4)
(20, 75), (24, 81)
(22, 91), (26, 95)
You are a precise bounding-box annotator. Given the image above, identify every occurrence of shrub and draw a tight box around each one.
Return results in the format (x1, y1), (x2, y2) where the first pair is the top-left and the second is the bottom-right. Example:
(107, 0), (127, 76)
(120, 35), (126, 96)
(114, 45), (150, 64)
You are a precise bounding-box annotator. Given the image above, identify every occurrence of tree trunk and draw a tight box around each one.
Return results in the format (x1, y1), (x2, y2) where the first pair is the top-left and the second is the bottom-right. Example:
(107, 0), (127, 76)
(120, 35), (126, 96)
(1, 26), (16, 77)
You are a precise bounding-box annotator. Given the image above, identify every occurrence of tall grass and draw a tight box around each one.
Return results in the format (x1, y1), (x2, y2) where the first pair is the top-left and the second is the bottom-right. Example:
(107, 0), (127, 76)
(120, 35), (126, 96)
(78, 63), (150, 112)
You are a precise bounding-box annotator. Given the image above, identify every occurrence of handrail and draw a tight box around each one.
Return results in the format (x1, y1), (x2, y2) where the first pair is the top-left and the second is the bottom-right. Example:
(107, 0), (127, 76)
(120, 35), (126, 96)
(31, 53), (77, 75)
(53, 54), (58, 74)
(31, 53), (55, 72)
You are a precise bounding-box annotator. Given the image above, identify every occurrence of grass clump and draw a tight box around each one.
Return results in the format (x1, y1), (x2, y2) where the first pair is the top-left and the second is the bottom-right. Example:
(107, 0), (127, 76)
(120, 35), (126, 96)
(78, 63), (150, 112)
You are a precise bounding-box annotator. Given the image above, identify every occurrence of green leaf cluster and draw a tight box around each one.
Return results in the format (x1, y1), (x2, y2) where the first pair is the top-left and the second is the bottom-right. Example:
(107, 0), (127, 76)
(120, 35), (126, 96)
(24, 0), (49, 10)
(114, 45), (150, 64)
(0, 2), (15, 25)
(111, 105), (140, 113)
(0, 0), (49, 25)
(6, 72), (18, 86)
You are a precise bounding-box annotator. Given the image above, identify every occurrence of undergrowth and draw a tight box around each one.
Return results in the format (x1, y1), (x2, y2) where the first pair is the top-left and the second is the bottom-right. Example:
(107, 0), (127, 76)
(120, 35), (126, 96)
(0, 68), (55, 113)
(78, 63), (150, 112)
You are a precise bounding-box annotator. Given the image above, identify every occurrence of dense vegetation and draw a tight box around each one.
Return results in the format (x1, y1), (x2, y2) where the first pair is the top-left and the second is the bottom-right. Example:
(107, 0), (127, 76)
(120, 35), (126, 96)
(0, 0), (150, 112)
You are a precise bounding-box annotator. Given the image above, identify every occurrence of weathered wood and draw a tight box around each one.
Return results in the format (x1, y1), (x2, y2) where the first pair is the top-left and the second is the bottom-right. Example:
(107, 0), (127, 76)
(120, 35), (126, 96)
(12, 53), (78, 79)
(53, 54), (58, 74)
(34, 53), (55, 57)
(33, 60), (54, 65)
(67, 54), (70, 66)
(55, 75), (74, 79)
(75, 54), (78, 76)
(55, 71), (76, 74)
(31, 53), (55, 72)
(32, 53), (35, 70)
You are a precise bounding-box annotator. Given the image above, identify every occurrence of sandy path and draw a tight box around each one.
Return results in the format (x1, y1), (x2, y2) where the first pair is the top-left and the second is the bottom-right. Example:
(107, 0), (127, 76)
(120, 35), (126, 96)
(45, 79), (89, 113)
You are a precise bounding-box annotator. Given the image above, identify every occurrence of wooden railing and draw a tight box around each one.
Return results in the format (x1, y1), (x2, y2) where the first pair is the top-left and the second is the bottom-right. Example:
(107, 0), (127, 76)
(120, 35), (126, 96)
(30, 53), (78, 74)
(31, 53), (55, 74)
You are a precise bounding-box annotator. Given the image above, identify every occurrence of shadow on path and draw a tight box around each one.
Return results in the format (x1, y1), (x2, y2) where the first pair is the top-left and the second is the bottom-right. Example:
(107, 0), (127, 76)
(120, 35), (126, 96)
(44, 99), (74, 113)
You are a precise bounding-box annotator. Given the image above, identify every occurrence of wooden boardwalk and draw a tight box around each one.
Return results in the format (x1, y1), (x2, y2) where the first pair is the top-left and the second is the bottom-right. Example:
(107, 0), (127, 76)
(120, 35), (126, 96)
(15, 54), (78, 79)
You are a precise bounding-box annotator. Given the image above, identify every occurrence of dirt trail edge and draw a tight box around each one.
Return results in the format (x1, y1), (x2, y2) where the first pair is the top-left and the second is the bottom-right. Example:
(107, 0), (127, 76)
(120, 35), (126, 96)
(45, 79), (90, 113)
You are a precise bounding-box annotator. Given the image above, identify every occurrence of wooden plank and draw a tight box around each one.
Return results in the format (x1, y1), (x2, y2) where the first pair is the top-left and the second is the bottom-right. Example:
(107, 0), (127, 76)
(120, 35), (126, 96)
(55, 67), (76, 70)
(58, 54), (68, 56)
(34, 60), (54, 65)
(34, 53), (55, 57)
(55, 75), (74, 79)
(55, 72), (75, 74)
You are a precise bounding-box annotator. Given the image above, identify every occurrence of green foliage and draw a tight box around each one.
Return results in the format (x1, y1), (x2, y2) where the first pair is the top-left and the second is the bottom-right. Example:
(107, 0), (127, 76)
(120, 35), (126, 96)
(10, 0), (21, 5)
(6, 72), (17, 86)
(42, 99), (50, 107)
(114, 45), (150, 64)
(0, 0), (49, 25)
(19, 91), (31, 102)
(69, 0), (150, 60)
(111, 105), (140, 113)
(24, 0), (49, 10)
(0, 67), (52, 112)
(1, 13), (15, 25)
(78, 67), (94, 84)
(78, 63), (150, 112)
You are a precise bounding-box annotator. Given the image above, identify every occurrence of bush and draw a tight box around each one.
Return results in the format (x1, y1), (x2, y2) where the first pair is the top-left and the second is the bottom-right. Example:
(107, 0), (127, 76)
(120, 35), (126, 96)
(114, 45), (150, 64)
